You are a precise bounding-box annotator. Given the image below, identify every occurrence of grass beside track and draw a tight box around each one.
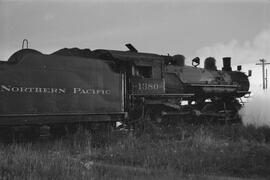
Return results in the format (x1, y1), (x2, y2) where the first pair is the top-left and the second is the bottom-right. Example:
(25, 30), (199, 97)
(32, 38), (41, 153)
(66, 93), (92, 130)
(0, 124), (270, 180)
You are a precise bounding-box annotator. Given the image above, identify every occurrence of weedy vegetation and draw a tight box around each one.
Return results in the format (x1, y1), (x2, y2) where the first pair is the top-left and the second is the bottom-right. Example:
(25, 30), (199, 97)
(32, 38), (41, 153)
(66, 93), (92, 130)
(0, 124), (270, 180)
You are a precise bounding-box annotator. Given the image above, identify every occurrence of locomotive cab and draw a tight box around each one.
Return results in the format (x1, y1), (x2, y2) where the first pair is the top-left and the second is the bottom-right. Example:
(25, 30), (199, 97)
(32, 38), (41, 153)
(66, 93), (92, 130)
(101, 49), (165, 95)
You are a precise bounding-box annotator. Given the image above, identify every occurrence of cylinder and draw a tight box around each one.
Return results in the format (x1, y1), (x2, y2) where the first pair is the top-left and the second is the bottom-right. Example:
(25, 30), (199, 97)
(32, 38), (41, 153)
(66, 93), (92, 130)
(222, 57), (232, 71)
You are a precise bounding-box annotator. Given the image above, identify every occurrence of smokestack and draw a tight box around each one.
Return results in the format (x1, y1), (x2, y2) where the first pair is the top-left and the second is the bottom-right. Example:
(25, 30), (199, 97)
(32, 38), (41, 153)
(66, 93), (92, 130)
(222, 57), (232, 71)
(204, 57), (217, 70)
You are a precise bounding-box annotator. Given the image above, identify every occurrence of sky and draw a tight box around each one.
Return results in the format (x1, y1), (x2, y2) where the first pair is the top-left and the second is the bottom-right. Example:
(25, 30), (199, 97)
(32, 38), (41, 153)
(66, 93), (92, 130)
(1, 0), (270, 63)
(1, 0), (270, 91)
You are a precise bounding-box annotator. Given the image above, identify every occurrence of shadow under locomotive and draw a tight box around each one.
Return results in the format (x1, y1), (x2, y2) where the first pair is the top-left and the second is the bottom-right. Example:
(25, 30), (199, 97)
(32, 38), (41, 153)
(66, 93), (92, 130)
(0, 44), (251, 139)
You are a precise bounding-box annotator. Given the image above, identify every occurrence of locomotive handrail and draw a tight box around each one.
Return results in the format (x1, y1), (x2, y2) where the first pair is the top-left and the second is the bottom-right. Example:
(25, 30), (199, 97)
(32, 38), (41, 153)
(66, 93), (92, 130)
(0, 112), (127, 117)
(130, 93), (194, 97)
(190, 84), (239, 87)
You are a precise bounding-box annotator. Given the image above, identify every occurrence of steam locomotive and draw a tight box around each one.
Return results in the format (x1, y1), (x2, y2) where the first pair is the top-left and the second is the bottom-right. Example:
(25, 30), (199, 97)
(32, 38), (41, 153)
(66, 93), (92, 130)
(0, 44), (250, 137)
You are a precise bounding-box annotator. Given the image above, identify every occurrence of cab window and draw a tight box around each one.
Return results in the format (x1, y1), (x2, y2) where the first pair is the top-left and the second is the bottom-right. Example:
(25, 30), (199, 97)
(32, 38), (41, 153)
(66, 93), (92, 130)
(136, 66), (152, 78)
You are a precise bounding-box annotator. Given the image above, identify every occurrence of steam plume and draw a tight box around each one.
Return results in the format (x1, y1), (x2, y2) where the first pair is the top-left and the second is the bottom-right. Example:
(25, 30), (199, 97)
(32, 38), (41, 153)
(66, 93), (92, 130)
(196, 26), (270, 67)
(239, 91), (270, 127)
(196, 26), (270, 127)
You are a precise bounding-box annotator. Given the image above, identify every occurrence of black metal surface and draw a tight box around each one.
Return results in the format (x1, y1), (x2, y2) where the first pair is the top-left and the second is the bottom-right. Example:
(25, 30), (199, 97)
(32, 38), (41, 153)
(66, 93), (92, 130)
(0, 49), (124, 125)
(0, 46), (251, 127)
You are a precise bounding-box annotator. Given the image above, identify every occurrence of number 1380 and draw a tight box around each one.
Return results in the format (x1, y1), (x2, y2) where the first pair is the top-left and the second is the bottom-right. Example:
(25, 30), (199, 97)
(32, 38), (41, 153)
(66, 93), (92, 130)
(138, 83), (159, 91)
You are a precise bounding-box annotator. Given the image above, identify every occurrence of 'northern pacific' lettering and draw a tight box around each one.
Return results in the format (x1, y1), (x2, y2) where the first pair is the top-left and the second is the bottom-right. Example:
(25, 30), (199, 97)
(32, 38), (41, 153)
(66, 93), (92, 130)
(73, 88), (111, 95)
(0, 85), (66, 94)
(0, 85), (111, 95)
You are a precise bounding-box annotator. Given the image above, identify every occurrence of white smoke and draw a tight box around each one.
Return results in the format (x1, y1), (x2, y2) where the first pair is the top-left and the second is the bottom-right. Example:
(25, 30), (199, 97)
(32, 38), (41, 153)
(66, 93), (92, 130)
(196, 26), (270, 67)
(196, 26), (270, 127)
(239, 90), (270, 127)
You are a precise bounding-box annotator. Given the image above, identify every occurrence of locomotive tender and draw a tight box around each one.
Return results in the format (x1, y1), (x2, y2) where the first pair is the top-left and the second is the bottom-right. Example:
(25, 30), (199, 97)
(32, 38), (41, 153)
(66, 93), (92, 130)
(0, 44), (250, 135)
